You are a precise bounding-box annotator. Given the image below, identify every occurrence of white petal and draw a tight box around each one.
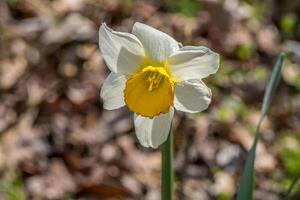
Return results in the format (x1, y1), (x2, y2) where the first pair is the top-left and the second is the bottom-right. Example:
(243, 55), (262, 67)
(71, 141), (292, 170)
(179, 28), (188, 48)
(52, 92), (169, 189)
(169, 46), (219, 81)
(134, 108), (174, 148)
(99, 23), (145, 74)
(132, 22), (179, 62)
(174, 80), (212, 113)
(100, 72), (126, 110)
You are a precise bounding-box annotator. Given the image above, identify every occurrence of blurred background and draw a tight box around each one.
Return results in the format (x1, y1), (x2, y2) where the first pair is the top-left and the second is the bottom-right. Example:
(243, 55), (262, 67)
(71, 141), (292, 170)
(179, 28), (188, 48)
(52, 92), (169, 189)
(0, 0), (300, 199)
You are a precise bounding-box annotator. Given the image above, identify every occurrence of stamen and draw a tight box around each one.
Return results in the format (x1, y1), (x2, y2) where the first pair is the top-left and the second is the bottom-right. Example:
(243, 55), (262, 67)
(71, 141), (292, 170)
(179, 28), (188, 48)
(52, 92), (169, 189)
(146, 70), (164, 92)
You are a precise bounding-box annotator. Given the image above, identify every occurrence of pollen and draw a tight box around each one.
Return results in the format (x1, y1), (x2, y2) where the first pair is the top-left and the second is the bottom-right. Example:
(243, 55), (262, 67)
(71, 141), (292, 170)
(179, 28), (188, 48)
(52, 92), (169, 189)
(124, 65), (174, 118)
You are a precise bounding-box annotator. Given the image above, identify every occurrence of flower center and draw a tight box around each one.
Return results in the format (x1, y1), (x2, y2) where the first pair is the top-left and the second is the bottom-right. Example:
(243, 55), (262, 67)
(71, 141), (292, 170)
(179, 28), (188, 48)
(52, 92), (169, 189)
(147, 70), (164, 91)
(124, 65), (174, 118)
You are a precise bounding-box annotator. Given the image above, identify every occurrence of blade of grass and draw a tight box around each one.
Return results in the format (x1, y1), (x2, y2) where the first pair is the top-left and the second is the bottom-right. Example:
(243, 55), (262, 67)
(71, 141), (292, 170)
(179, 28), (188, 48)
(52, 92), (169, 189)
(283, 171), (300, 200)
(260, 53), (285, 118)
(236, 53), (285, 200)
(161, 123), (173, 200)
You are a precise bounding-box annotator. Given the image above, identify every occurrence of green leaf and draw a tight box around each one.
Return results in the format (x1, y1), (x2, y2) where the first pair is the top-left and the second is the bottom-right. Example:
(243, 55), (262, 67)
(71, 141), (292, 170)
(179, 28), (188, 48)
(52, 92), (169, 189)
(236, 53), (285, 200)
(260, 53), (285, 120)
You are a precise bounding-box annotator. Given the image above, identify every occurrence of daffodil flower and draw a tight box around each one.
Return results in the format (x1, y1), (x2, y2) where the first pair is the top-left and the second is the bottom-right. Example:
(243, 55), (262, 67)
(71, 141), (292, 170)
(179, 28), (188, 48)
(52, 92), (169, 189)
(99, 22), (219, 148)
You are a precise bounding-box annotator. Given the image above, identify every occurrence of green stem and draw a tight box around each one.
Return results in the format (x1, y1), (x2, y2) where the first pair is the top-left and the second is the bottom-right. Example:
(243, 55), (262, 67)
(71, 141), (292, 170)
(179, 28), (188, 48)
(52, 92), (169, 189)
(161, 123), (173, 200)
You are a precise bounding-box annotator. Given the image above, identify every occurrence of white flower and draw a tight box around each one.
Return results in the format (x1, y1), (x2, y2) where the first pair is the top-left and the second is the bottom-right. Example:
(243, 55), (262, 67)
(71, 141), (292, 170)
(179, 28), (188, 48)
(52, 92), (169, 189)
(99, 22), (219, 148)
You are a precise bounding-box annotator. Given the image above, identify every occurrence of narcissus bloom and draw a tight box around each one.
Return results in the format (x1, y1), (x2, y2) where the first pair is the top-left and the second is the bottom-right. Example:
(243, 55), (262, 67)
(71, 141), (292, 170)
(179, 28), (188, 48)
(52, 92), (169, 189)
(99, 22), (219, 148)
